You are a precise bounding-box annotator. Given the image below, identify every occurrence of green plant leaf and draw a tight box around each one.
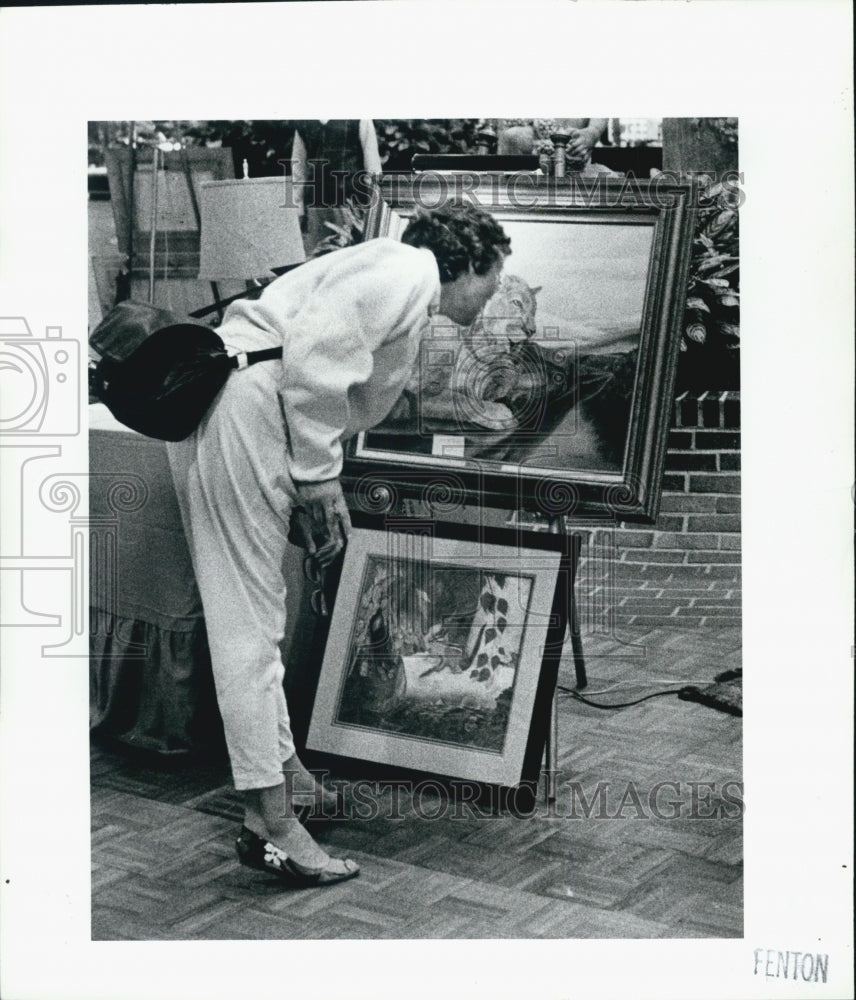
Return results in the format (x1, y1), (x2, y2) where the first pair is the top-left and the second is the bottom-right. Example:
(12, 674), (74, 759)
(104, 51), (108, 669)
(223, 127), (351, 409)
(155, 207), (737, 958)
(686, 297), (710, 313)
(712, 262), (740, 279)
(697, 255), (731, 274)
(707, 210), (736, 237)
(716, 321), (741, 339)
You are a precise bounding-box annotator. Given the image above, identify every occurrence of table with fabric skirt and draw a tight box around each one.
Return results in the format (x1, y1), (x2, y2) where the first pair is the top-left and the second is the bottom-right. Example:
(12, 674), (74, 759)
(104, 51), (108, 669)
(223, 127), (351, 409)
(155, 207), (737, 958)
(89, 404), (223, 757)
(90, 403), (353, 761)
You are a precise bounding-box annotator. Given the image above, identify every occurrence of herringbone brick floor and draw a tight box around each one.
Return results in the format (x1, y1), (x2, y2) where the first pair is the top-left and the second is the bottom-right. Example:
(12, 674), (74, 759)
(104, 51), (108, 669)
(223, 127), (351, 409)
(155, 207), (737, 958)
(91, 624), (742, 940)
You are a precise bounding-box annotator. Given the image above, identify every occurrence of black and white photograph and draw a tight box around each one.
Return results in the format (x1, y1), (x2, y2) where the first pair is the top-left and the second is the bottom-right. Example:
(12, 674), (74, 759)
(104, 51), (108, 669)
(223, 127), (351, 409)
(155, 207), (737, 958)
(0, 4), (853, 1000)
(17, 112), (833, 939)
(83, 111), (748, 943)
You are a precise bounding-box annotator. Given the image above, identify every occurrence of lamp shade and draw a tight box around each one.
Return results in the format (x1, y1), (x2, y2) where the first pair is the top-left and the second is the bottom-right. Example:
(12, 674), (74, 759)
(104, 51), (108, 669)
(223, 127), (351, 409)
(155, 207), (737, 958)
(199, 177), (305, 279)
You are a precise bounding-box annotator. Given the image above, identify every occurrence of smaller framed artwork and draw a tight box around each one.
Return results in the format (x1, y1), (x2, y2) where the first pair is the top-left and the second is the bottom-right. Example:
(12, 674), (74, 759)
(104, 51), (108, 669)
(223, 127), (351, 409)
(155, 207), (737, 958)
(306, 514), (569, 805)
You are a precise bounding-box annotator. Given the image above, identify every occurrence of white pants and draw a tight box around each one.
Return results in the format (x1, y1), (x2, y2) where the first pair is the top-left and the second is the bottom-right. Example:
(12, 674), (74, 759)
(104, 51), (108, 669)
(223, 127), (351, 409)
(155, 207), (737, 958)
(167, 361), (297, 789)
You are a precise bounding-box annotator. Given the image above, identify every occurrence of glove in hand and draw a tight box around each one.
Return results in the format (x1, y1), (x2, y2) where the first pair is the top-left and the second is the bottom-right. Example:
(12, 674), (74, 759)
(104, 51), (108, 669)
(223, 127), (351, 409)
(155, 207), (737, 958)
(288, 478), (351, 569)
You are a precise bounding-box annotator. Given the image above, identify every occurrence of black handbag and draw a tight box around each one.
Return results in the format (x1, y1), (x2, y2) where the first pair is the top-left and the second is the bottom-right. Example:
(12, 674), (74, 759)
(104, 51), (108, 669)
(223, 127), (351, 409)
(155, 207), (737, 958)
(89, 301), (282, 441)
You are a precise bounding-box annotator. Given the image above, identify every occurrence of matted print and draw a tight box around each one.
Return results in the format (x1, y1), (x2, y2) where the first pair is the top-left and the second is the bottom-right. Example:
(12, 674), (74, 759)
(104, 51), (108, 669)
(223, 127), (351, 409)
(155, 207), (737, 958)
(306, 522), (565, 790)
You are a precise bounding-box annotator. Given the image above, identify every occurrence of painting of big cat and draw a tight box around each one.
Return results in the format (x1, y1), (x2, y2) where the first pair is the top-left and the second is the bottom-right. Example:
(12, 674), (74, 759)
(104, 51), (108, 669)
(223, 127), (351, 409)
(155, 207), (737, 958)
(363, 215), (652, 476)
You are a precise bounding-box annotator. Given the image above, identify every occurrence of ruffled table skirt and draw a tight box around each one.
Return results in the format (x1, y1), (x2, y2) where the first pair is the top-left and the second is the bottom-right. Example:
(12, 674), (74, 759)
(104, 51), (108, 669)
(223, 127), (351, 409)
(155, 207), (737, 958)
(90, 411), (225, 759)
(89, 406), (321, 762)
(90, 612), (224, 757)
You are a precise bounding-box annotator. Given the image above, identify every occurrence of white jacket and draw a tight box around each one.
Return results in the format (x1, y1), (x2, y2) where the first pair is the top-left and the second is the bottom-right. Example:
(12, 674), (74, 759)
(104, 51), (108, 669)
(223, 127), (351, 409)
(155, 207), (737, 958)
(217, 238), (441, 483)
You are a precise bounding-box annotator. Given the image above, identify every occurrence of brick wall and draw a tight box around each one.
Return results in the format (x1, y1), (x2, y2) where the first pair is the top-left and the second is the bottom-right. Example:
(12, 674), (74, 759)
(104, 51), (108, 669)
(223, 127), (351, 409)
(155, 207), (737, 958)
(575, 391), (742, 631)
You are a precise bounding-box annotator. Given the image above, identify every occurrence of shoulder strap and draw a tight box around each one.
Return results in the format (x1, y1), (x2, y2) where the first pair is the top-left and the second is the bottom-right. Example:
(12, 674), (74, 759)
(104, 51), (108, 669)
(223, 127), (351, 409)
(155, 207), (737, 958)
(228, 347), (283, 370)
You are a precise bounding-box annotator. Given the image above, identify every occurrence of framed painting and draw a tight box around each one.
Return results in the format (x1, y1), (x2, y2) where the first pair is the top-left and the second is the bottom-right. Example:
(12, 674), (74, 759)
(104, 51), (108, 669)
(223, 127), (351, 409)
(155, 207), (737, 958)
(103, 145), (235, 278)
(305, 513), (569, 807)
(342, 173), (696, 522)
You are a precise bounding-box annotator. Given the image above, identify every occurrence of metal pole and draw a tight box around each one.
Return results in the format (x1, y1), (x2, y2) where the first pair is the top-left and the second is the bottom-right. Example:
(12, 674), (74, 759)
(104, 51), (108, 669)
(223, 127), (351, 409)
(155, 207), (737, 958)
(148, 145), (160, 304)
(543, 514), (564, 803)
(543, 692), (559, 804)
(127, 121), (137, 275)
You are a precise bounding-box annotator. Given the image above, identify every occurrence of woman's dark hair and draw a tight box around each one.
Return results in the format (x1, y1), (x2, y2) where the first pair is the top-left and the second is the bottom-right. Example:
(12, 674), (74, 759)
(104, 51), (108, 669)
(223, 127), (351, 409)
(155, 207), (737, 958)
(401, 202), (511, 282)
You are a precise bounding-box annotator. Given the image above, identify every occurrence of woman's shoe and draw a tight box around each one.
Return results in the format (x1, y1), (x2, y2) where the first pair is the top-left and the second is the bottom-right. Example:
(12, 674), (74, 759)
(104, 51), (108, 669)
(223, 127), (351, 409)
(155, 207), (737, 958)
(235, 826), (273, 872)
(235, 827), (360, 888)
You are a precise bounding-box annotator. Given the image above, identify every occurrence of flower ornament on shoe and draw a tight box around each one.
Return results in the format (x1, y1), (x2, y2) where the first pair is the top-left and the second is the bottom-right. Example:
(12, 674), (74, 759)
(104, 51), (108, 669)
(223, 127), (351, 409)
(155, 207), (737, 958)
(236, 827), (360, 888)
(264, 842), (288, 869)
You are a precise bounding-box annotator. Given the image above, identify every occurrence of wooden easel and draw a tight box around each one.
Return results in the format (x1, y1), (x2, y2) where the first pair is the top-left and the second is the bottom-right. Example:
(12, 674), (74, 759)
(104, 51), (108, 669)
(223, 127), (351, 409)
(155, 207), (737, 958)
(543, 514), (587, 803)
(103, 142), (234, 316)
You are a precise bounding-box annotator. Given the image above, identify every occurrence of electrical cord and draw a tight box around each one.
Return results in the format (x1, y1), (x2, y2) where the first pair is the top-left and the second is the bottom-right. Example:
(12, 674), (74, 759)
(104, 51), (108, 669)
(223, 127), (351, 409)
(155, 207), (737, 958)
(557, 668), (741, 712)
(557, 684), (693, 710)
(564, 681), (623, 697)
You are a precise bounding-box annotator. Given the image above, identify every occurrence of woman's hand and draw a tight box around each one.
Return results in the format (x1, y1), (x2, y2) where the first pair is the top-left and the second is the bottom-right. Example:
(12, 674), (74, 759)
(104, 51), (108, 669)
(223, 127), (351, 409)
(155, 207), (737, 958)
(288, 478), (351, 568)
(566, 126), (599, 165)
